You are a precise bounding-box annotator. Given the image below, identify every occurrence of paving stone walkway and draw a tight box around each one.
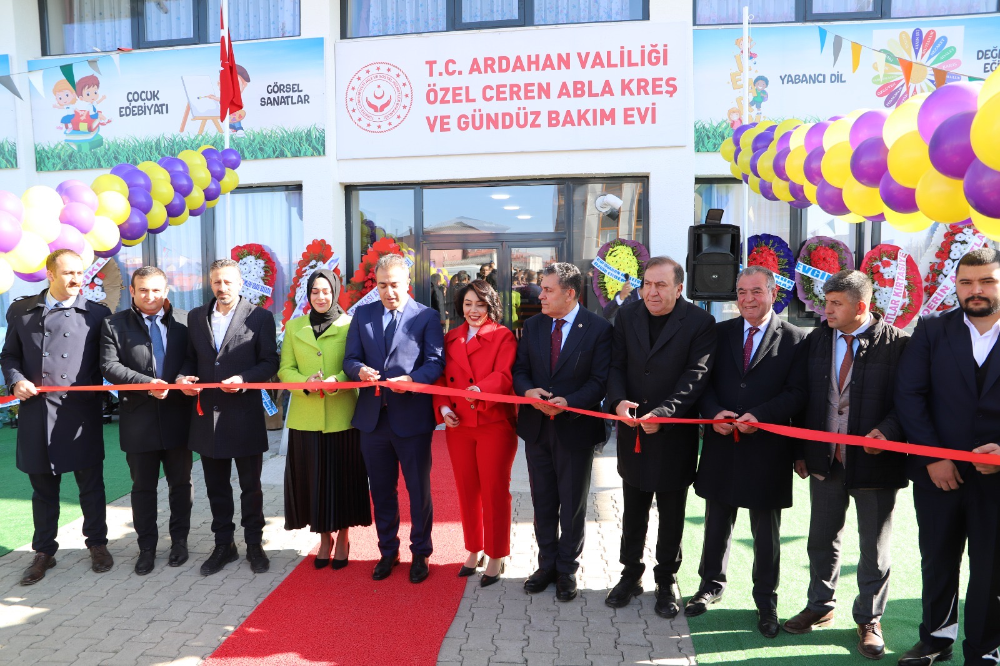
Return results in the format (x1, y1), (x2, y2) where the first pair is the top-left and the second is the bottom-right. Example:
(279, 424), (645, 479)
(0, 430), (696, 665)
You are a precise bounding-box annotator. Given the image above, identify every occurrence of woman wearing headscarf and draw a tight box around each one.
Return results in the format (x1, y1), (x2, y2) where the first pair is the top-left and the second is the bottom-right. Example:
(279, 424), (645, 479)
(279, 269), (371, 569)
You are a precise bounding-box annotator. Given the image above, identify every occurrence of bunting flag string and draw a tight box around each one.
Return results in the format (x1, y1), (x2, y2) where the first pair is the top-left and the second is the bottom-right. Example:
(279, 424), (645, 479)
(0, 49), (130, 100)
(850, 41), (862, 73)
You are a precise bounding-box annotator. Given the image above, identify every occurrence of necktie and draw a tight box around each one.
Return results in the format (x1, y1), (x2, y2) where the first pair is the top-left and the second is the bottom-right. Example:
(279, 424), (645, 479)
(550, 319), (566, 374)
(147, 314), (165, 379)
(838, 334), (855, 393)
(384, 309), (399, 356)
(743, 326), (759, 372)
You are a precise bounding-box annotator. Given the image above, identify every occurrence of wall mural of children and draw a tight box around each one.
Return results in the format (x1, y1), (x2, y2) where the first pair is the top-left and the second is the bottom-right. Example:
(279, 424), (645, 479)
(75, 74), (110, 127)
(749, 75), (769, 111)
(727, 106), (743, 130)
(206, 64), (250, 137)
(52, 80), (78, 130)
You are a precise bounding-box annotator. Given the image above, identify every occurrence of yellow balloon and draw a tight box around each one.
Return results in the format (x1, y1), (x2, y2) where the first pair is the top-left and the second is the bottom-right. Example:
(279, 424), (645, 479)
(21, 186), (63, 216)
(79, 240), (95, 268)
(122, 234), (146, 247)
(839, 212), (866, 224)
(884, 207), (934, 232)
(150, 179), (175, 206)
(758, 149), (777, 181)
(821, 142), (854, 188)
(971, 208), (1000, 240)
(916, 169), (970, 224)
(786, 146), (809, 185)
(188, 165), (211, 191)
(739, 127), (760, 151)
(185, 187), (205, 211)
(205, 197), (219, 209)
(803, 182), (819, 205)
(970, 94), (1000, 171)
(720, 138), (737, 162)
(883, 92), (930, 148)
(137, 161), (170, 182)
(84, 215), (121, 252)
(842, 174), (884, 218)
(887, 131), (931, 188)
(95, 191), (130, 225)
(147, 201), (167, 230)
(823, 116), (856, 151)
(20, 208), (61, 243)
(91, 174), (129, 198)
(748, 175), (762, 194)
(730, 162), (743, 180)
(6, 230), (49, 273)
(198, 144), (216, 152)
(788, 123), (812, 151)
(178, 149), (207, 168)
(0, 256), (14, 294)
(756, 120), (777, 132)
(774, 119), (802, 138)
(772, 179), (794, 202)
(219, 168), (239, 194)
(737, 149), (753, 174)
(980, 67), (1000, 108)
(169, 209), (190, 226)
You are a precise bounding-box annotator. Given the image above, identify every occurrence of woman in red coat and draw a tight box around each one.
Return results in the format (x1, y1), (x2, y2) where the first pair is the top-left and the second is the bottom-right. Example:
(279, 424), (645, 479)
(435, 279), (518, 587)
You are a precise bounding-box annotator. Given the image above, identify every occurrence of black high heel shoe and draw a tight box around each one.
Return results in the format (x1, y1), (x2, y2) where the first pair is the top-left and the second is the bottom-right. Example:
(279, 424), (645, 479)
(314, 535), (332, 568)
(332, 543), (350, 570)
(480, 558), (506, 587)
(458, 554), (485, 577)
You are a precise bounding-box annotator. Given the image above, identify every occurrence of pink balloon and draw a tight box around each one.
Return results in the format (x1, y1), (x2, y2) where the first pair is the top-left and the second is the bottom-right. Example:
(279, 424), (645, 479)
(917, 82), (980, 144)
(56, 179), (89, 197)
(62, 184), (99, 212)
(48, 224), (87, 254)
(59, 201), (96, 234)
(0, 210), (23, 253)
(849, 110), (890, 150)
(0, 190), (23, 221)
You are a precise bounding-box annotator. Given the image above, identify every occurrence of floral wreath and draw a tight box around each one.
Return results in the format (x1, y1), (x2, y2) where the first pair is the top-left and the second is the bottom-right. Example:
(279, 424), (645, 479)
(339, 236), (413, 311)
(591, 239), (649, 308)
(231, 243), (277, 310)
(281, 239), (338, 328)
(746, 233), (795, 314)
(860, 243), (923, 328)
(794, 236), (854, 316)
(917, 223), (979, 314)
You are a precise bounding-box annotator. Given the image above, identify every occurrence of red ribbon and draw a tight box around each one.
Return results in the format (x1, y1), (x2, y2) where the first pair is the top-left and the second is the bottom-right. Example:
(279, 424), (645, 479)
(4, 380), (999, 467)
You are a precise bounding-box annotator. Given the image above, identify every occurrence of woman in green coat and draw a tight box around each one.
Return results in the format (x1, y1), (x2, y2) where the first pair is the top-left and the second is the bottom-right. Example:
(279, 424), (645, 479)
(279, 269), (371, 569)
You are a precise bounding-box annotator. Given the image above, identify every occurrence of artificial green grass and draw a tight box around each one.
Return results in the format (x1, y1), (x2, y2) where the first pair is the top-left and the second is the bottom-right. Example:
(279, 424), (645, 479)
(679, 473), (971, 663)
(0, 139), (17, 169)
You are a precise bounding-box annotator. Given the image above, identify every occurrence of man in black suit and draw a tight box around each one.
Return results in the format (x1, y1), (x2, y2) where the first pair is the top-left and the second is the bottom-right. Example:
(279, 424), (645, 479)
(686, 266), (807, 638)
(605, 256), (715, 619)
(513, 262), (612, 601)
(895, 248), (1000, 666)
(177, 259), (279, 576)
(101, 266), (193, 575)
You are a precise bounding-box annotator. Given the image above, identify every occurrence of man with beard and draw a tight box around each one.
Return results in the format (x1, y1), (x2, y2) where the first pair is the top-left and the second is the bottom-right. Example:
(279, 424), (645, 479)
(895, 248), (1000, 666)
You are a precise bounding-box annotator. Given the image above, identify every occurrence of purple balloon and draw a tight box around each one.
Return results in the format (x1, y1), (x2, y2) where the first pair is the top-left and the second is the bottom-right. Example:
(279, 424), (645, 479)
(816, 180), (850, 216)
(55, 179), (88, 197)
(789, 182), (806, 200)
(59, 201), (96, 234)
(751, 129), (775, 154)
(170, 172), (194, 197)
(159, 157), (188, 174)
(775, 132), (792, 154)
(917, 82), (980, 143)
(850, 137), (889, 188)
(48, 224), (87, 254)
(750, 150), (765, 178)
(205, 158), (226, 182)
(0, 210), (23, 253)
(741, 173), (750, 184)
(879, 171), (919, 214)
(928, 111), (977, 180)
(867, 212), (887, 222)
(189, 201), (207, 217)
(0, 190), (24, 220)
(804, 148), (826, 186)
(165, 192), (187, 218)
(14, 269), (48, 283)
(732, 122), (757, 148)
(804, 121), (832, 153)
(732, 147), (742, 168)
(204, 178), (221, 202)
(220, 148), (242, 170)
(773, 148), (791, 181)
(964, 158), (1000, 219)
(94, 239), (122, 259)
(827, 115), (844, 122)
(790, 198), (812, 209)
(849, 110), (890, 150)
(119, 209), (149, 241)
(148, 218), (169, 234)
(128, 187), (154, 215)
(759, 180), (778, 201)
(110, 163), (136, 178)
(122, 169), (152, 191)
(62, 184), (99, 212)
(201, 147), (222, 162)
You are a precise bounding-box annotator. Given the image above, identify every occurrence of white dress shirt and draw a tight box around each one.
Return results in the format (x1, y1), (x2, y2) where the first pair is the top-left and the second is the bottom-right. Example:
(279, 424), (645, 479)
(44, 292), (77, 310)
(143, 307), (168, 348)
(551, 302), (581, 351)
(382, 301), (407, 331)
(211, 300), (238, 352)
(834, 313), (873, 386)
(964, 314), (1000, 366)
(742, 311), (773, 361)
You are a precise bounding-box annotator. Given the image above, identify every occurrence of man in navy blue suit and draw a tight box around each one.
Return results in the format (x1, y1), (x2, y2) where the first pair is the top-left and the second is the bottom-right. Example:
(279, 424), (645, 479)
(344, 254), (445, 583)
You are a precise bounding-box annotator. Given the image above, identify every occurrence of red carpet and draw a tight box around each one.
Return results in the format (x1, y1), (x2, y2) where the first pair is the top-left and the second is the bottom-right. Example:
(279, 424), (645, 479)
(204, 431), (468, 666)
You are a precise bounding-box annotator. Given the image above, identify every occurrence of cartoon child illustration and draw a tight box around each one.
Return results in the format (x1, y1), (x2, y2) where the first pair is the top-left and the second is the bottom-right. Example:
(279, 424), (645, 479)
(749, 75), (769, 111)
(75, 74), (110, 126)
(727, 107), (743, 130)
(52, 79), (78, 130)
(206, 65), (251, 138)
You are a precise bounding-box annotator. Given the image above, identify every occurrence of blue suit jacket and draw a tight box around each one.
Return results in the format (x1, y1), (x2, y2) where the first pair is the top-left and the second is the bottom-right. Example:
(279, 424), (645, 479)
(343, 298), (445, 437)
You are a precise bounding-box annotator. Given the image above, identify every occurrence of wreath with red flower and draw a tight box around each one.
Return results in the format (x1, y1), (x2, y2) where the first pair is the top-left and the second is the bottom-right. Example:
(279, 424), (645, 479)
(746, 233), (795, 313)
(231, 243), (277, 310)
(591, 238), (649, 308)
(281, 239), (339, 328)
(917, 223), (983, 314)
(860, 244), (923, 328)
(794, 236), (854, 316)
(339, 236), (413, 311)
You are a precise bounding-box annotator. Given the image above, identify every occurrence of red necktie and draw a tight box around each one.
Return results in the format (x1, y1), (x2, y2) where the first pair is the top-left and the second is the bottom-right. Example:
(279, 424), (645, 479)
(551, 319), (566, 374)
(743, 326), (759, 371)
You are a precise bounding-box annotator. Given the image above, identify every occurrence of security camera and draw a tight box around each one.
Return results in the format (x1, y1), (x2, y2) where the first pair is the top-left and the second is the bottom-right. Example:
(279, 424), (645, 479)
(595, 193), (623, 221)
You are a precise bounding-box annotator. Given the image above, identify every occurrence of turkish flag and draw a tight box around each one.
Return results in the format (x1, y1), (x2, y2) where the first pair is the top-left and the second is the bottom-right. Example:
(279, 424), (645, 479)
(219, 8), (243, 122)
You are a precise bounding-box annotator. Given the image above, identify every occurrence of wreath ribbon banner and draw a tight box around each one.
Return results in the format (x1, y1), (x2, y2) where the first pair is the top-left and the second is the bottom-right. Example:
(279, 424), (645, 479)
(82, 258), (110, 286)
(346, 255), (414, 316)
(592, 257), (642, 289)
(883, 249), (910, 327)
(771, 272), (795, 291)
(920, 232), (989, 317)
(243, 279), (274, 299)
(794, 261), (832, 284)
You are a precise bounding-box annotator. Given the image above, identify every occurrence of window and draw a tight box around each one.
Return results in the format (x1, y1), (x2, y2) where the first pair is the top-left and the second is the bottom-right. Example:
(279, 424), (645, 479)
(806, 0), (881, 20)
(694, 0), (998, 24)
(889, 0), (997, 17)
(344, 0), (645, 38)
(695, 0), (795, 24)
(350, 188), (417, 269)
(41, 0), (300, 56)
(423, 185), (562, 235)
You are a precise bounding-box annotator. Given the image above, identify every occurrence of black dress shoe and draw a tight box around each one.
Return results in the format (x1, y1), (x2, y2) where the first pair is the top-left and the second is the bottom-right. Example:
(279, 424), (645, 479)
(89, 545), (114, 573)
(684, 589), (723, 617)
(654, 583), (682, 619)
(372, 553), (400, 580)
(246, 544), (270, 573)
(168, 541), (188, 567)
(897, 641), (953, 665)
(480, 558), (506, 587)
(523, 568), (557, 593)
(758, 608), (780, 639)
(200, 543), (239, 576)
(332, 543), (350, 570)
(556, 573), (578, 602)
(20, 553), (55, 586)
(605, 576), (643, 608)
(410, 554), (430, 583)
(458, 554), (485, 577)
(134, 549), (155, 576)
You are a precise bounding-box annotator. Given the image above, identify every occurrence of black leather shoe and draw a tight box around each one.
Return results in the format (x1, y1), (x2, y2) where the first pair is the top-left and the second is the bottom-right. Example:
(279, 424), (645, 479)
(20, 553), (55, 586)
(410, 554), (430, 583)
(684, 589), (723, 617)
(605, 576), (642, 608)
(134, 549), (155, 576)
(758, 607), (780, 639)
(168, 541), (188, 567)
(200, 543), (238, 576)
(480, 558), (506, 588)
(556, 573), (578, 602)
(523, 568), (557, 593)
(458, 554), (485, 577)
(654, 583), (682, 619)
(372, 553), (400, 580)
(897, 641), (953, 665)
(246, 544), (269, 573)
